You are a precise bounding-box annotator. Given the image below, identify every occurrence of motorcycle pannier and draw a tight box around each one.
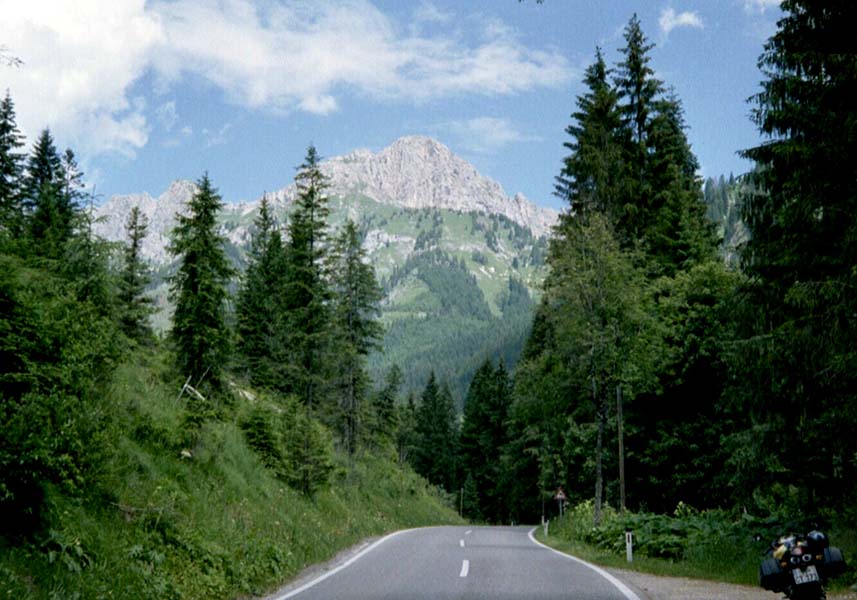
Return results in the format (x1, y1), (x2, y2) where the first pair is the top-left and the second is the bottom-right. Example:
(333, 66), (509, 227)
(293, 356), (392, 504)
(760, 557), (788, 591)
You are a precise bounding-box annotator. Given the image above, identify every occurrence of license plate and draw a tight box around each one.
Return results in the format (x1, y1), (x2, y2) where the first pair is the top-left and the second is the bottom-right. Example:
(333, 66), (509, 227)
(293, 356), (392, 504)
(793, 565), (820, 585)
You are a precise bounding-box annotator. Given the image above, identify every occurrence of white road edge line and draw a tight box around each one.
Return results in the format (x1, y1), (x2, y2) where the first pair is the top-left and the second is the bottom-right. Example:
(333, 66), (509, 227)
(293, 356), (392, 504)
(272, 528), (415, 599)
(460, 559), (470, 578)
(460, 539), (465, 548)
(527, 527), (642, 600)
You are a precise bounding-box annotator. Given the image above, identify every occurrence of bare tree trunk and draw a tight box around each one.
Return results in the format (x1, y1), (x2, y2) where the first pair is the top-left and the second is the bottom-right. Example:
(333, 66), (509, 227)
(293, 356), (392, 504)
(617, 384), (626, 513)
(593, 376), (604, 526)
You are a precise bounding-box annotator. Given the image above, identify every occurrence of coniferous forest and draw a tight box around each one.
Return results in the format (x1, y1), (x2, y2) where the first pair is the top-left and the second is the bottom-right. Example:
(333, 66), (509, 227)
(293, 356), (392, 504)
(3, 1), (857, 596)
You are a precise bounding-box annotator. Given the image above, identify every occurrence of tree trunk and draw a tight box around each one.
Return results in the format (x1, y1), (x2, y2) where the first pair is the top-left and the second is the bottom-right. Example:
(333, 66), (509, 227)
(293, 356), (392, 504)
(617, 384), (626, 513)
(593, 376), (604, 526)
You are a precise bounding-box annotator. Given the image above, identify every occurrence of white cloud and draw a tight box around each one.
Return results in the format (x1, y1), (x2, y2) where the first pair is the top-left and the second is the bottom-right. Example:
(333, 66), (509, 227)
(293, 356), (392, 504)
(202, 122), (233, 148)
(447, 117), (539, 154)
(0, 0), (162, 155)
(151, 0), (571, 108)
(743, 0), (781, 12)
(155, 101), (178, 132)
(659, 8), (704, 37)
(0, 0), (571, 158)
(414, 2), (452, 24)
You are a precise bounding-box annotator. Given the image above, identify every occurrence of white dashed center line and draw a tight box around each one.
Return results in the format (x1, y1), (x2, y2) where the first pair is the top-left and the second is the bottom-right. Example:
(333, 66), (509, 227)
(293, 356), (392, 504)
(460, 539), (465, 548)
(460, 559), (470, 578)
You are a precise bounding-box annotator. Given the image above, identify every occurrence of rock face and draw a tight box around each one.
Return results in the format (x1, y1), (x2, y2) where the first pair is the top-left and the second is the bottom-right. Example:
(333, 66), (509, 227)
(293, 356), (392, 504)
(317, 136), (557, 237)
(95, 180), (196, 265)
(94, 136), (557, 262)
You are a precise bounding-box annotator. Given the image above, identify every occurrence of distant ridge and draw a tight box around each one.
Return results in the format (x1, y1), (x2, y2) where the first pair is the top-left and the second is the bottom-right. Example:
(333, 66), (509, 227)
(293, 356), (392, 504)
(94, 135), (558, 263)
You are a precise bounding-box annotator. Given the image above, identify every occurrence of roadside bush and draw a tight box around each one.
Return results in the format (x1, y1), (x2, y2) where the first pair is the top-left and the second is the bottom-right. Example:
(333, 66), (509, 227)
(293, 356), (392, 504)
(557, 500), (768, 562)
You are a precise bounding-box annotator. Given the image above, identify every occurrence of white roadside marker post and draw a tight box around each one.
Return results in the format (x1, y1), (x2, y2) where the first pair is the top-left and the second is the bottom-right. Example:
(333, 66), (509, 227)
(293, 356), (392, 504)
(625, 530), (633, 563)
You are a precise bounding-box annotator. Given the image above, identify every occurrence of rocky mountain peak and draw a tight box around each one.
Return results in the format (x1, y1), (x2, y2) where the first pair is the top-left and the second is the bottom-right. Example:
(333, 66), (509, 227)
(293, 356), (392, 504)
(316, 136), (557, 236)
(94, 136), (558, 262)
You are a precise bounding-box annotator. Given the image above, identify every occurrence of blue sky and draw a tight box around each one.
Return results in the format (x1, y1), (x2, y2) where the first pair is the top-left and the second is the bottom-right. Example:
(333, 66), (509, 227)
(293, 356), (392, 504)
(1, 0), (781, 211)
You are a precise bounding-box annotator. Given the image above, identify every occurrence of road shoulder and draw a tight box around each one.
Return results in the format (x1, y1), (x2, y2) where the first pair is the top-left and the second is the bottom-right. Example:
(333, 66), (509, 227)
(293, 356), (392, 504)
(608, 567), (857, 600)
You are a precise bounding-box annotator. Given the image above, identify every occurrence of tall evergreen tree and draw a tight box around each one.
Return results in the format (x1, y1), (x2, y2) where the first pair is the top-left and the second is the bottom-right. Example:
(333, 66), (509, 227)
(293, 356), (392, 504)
(328, 219), (383, 454)
(22, 129), (73, 259)
(61, 189), (115, 314)
(614, 12), (661, 244)
(0, 90), (24, 237)
(371, 364), (402, 447)
(555, 48), (624, 224)
(396, 392), (418, 464)
(282, 145), (333, 412)
(168, 173), (233, 388)
(727, 0), (857, 511)
(412, 372), (458, 492)
(459, 359), (512, 522)
(611, 15), (716, 272)
(236, 195), (287, 388)
(118, 206), (153, 341)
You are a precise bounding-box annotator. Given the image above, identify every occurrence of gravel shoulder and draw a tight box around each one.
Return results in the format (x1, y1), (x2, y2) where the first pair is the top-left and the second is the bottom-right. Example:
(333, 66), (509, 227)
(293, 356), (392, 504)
(608, 568), (857, 600)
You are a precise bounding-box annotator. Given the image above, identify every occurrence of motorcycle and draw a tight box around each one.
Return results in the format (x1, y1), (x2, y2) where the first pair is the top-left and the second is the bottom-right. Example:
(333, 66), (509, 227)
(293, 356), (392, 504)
(759, 530), (847, 599)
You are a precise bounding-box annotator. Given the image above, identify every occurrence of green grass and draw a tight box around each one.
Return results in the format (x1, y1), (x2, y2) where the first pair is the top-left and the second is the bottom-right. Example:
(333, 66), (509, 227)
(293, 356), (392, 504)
(0, 350), (462, 600)
(536, 526), (759, 584)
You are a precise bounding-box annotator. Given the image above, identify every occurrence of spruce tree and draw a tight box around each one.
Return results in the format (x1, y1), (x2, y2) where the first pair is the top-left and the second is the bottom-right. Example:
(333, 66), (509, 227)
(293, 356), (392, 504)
(412, 372), (458, 492)
(0, 90), (25, 238)
(282, 145), (332, 412)
(328, 219), (383, 454)
(459, 360), (494, 520)
(118, 206), (153, 341)
(396, 392), (418, 464)
(610, 15), (716, 273)
(728, 0), (857, 510)
(614, 12), (661, 244)
(168, 173), (233, 388)
(236, 195), (287, 387)
(372, 364), (402, 446)
(644, 94), (717, 273)
(555, 48), (624, 224)
(22, 129), (73, 259)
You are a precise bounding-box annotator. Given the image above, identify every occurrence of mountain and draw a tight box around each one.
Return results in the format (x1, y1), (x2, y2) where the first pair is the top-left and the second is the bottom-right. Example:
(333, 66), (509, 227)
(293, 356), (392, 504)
(703, 174), (750, 265)
(94, 136), (558, 401)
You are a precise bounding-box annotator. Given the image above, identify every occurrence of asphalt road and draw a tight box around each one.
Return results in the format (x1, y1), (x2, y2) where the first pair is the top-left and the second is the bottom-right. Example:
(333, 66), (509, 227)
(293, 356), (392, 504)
(271, 526), (644, 600)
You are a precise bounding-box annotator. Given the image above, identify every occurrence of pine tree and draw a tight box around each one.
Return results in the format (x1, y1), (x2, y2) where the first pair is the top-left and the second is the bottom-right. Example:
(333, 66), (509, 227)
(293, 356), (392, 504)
(118, 206), (152, 341)
(236, 194), (287, 388)
(0, 90), (25, 238)
(61, 189), (115, 315)
(168, 173), (233, 388)
(555, 48), (624, 224)
(614, 12), (661, 244)
(459, 360), (492, 515)
(22, 129), (73, 259)
(396, 392), (418, 464)
(728, 0), (857, 510)
(412, 372), (458, 492)
(328, 219), (383, 454)
(610, 15), (716, 273)
(372, 364), (402, 446)
(644, 93), (717, 273)
(282, 145), (332, 412)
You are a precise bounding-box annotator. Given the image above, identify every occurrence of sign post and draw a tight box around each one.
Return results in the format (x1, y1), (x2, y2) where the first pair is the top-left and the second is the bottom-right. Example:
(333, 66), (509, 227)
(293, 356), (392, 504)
(553, 487), (567, 519)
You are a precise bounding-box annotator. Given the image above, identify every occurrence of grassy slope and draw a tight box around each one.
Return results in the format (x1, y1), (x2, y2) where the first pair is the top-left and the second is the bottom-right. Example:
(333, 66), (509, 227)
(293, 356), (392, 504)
(0, 351), (462, 600)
